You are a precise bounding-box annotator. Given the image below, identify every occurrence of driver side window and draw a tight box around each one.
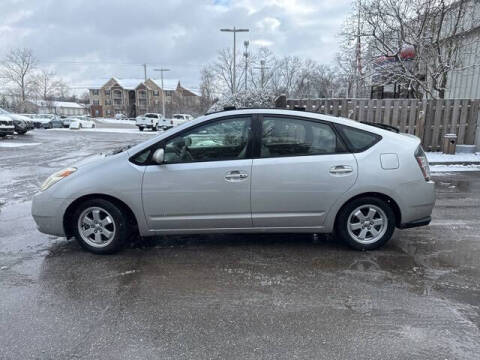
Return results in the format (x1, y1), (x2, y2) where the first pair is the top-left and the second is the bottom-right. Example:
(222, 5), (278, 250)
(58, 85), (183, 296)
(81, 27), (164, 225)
(164, 117), (252, 164)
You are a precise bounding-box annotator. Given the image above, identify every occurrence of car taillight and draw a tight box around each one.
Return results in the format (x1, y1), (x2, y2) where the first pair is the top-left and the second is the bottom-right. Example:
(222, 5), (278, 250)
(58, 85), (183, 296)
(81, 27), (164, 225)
(415, 146), (430, 181)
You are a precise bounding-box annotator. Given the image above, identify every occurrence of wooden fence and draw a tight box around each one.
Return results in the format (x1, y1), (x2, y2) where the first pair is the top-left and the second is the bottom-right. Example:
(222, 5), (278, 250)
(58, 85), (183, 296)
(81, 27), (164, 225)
(278, 98), (479, 151)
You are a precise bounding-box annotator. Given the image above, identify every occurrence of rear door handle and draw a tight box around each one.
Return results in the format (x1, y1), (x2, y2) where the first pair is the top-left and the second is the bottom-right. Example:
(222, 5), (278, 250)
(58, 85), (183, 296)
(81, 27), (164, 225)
(329, 165), (353, 175)
(225, 170), (248, 182)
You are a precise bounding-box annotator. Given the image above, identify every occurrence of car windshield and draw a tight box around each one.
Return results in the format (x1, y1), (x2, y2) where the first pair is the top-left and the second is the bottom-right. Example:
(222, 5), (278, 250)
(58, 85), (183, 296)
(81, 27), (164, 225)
(0, 108), (10, 114)
(145, 114), (157, 118)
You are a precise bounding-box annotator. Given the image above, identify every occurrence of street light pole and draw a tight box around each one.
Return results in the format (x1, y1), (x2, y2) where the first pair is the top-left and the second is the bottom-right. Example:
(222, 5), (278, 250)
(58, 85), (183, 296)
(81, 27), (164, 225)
(220, 27), (249, 94)
(243, 40), (249, 91)
(154, 68), (170, 118)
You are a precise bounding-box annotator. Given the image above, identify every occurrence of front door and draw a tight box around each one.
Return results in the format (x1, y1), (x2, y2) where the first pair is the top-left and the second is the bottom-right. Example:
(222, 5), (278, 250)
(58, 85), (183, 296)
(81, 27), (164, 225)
(251, 115), (358, 228)
(142, 116), (253, 230)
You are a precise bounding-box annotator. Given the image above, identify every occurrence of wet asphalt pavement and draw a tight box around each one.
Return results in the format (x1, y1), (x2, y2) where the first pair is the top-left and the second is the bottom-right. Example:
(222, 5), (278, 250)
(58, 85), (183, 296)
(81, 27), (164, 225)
(0, 127), (479, 359)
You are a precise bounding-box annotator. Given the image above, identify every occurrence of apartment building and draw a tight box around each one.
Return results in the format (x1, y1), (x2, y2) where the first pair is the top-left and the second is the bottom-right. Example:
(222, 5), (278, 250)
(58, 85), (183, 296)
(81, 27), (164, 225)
(88, 78), (200, 117)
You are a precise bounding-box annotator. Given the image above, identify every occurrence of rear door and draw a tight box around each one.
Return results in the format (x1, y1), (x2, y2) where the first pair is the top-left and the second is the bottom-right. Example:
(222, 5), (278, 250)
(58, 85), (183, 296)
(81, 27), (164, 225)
(251, 115), (358, 228)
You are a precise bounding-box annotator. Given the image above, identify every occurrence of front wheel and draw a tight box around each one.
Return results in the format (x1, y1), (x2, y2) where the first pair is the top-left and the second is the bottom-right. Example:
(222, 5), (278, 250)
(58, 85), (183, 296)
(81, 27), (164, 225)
(335, 197), (395, 250)
(72, 199), (129, 254)
(138, 127), (144, 132)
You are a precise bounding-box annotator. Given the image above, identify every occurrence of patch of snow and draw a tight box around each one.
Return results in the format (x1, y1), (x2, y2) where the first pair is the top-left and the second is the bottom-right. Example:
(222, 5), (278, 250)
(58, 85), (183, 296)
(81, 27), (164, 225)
(0, 142), (41, 148)
(426, 151), (480, 163)
(430, 164), (480, 173)
(48, 128), (156, 135)
(95, 118), (136, 125)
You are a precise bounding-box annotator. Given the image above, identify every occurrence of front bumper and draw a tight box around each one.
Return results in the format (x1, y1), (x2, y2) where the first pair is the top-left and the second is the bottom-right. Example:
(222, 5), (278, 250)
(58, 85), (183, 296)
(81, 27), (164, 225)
(31, 191), (71, 237)
(0, 127), (15, 136)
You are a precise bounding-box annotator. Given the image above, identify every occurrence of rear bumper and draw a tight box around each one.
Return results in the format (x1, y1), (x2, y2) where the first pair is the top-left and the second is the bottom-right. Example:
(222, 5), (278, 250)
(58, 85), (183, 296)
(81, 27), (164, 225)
(398, 216), (431, 229)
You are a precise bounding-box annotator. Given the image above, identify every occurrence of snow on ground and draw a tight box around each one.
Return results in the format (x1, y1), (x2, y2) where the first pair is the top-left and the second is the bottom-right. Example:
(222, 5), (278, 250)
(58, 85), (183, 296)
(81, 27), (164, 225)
(0, 142), (41, 148)
(49, 128), (157, 135)
(430, 164), (480, 173)
(95, 118), (136, 125)
(427, 151), (480, 163)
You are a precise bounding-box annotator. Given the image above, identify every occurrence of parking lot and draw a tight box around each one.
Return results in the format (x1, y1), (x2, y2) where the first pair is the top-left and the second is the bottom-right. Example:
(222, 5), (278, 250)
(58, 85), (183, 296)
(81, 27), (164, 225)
(1, 127), (480, 359)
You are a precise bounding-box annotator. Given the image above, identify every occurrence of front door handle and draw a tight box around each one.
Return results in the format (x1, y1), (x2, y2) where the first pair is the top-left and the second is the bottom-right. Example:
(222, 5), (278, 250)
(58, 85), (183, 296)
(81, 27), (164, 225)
(225, 170), (248, 182)
(329, 165), (353, 175)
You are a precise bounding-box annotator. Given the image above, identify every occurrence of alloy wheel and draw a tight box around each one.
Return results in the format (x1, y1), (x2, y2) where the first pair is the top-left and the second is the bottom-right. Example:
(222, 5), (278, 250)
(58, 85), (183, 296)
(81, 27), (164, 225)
(77, 207), (116, 248)
(347, 204), (388, 244)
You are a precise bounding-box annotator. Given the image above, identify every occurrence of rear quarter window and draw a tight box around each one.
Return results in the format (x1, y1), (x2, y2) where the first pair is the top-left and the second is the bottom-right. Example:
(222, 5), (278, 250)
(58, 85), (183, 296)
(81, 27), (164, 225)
(335, 124), (381, 152)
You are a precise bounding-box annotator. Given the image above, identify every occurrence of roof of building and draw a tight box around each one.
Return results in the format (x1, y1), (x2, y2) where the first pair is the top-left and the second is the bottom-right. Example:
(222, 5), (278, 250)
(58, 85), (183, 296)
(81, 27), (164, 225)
(88, 77), (200, 95)
(31, 100), (86, 109)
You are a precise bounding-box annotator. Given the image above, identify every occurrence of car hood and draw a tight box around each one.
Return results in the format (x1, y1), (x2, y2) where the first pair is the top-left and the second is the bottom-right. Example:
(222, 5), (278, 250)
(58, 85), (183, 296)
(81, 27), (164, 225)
(72, 146), (132, 170)
(0, 114), (12, 122)
(7, 113), (30, 121)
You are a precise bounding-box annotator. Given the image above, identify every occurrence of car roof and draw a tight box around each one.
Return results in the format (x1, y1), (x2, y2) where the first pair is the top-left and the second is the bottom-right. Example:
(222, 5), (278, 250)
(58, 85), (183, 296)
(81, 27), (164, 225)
(204, 108), (389, 133)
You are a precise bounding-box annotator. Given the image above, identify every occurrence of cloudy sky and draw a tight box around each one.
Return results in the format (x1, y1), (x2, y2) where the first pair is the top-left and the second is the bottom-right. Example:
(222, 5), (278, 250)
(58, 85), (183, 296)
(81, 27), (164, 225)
(0, 0), (351, 94)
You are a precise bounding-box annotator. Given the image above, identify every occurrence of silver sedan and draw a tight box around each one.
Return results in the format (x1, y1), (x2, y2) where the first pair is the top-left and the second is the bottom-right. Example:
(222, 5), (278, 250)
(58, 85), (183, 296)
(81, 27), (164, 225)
(32, 109), (435, 254)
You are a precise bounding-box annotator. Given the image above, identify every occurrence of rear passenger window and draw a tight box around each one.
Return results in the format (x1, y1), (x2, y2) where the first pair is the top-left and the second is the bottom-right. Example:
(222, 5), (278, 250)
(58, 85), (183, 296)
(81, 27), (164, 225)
(261, 117), (346, 158)
(336, 125), (381, 152)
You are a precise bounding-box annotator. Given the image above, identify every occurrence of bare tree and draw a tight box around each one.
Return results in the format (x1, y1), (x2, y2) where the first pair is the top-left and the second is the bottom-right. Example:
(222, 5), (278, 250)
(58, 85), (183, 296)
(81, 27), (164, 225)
(345, 0), (476, 99)
(199, 65), (218, 112)
(1, 48), (37, 105)
(33, 69), (67, 100)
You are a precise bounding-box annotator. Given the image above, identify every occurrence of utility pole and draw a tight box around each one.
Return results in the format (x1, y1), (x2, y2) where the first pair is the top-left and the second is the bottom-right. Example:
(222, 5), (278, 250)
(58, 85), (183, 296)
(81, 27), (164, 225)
(243, 40), (249, 91)
(154, 68), (170, 118)
(254, 60), (270, 89)
(143, 64), (147, 81)
(220, 27), (249, 94)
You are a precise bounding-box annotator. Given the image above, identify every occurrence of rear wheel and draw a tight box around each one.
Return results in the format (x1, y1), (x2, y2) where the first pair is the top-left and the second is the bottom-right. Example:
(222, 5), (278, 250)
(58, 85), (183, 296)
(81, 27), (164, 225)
(335, 197), (395, 250)
(72, 199), (128, 254)
(138, 126), (144, 132)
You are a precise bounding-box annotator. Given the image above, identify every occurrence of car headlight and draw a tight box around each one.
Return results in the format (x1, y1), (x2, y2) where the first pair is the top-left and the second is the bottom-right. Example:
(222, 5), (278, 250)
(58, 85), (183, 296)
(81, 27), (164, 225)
(41, 167), (77, 191)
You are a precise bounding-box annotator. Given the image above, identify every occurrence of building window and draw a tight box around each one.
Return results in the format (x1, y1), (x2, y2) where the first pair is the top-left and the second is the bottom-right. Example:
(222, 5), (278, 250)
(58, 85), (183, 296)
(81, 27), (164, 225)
(93, 100), (100, 105)
(153, 90), (159, 96)
(91, 89), (99, 96)
(105, 90), (111, 96)
(105, 99), (112, 105)
(114, 99), (122, 105)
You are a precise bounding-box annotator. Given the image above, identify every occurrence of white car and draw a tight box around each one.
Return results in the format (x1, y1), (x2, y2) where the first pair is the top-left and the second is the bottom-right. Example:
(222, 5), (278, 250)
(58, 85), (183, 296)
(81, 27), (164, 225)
(69, 118), (96, 129)
(32, 108), (435, 254)
(136, 113), (169, 131)
(170, 113), (194, 127)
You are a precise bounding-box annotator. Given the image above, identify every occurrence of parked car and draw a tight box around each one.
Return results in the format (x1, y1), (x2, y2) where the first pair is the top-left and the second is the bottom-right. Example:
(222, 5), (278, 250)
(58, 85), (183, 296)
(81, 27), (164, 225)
(169, 113), (194, 128)
(62, 117), (78, 128)
(115, 113), (127, 120)
(136, 113), (168, 131)
(69, 118), (96, 129)
(32, 109), (435, 254)
(0, 108), (33, 134)
(29, 114), (60, 129)
(0, 113), (15, 137)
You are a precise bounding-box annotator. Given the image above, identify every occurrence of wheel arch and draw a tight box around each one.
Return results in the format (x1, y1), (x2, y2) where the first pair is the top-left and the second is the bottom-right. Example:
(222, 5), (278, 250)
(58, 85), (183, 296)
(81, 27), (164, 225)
(63, 193), (139, 238)
(334, 192), (402, 228)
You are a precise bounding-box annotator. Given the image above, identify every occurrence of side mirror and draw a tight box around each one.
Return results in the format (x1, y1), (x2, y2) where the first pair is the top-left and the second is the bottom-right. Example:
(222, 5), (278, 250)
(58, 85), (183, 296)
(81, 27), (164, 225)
(152, 148), (165, 164)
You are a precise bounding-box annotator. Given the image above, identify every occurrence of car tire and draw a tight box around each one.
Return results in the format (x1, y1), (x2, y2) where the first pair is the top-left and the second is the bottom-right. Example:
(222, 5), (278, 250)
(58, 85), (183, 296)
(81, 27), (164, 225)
(335, 196), (395, 251)
(139, 127), (144, 132)
(17, 130), (27, 135)
(72, 199), (129, 254)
